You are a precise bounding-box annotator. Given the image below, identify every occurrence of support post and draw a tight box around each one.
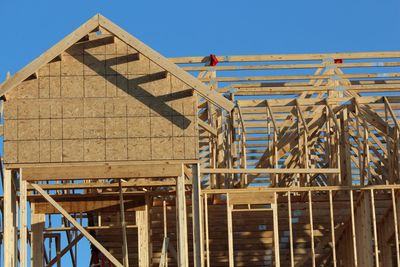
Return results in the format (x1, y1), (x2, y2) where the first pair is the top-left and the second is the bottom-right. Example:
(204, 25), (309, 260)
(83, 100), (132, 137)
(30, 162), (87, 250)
(272, 192), (280, 266)
(349, 190), (358, 267)
(31, 203), (45, 267)
(4, 169), (17, 267)
(191, 163), (204, 267)
(20, 169), (28, 267)
(226, 193), (234, 267)
(119, 180), (129, 267)
(355, 192), (373, 267)
(329, 190), (337, 267)
(176, 166), (188, 267)
(137, 197), (150, 267)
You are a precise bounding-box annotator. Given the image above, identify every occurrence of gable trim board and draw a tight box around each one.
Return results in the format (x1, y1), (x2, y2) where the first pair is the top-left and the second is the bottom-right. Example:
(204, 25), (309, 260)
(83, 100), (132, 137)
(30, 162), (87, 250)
(0, 14), (234, 111)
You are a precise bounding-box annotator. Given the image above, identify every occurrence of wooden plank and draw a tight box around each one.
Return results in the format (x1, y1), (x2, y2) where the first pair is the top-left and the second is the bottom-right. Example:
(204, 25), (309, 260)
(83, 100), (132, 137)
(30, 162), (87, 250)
(159, 237), (169, 267)
(204, 193), (210, 267)
(370, 190), (379, 267)
(191, 163), (204, 267)
(201, 168), (340, 174)
(392, 189), (400, 266)
(272, 192), (280, 267)
(27, 179), (191, 190)
(229, 192), (274, 205)
(137, 201), (150, 267)
(309, 192), (315, 267)
(32, 196), (145, 214)
(31, 203), (45, 267)
(288, 192), (294, 267)
(329, 190), (337, 267)
(170, 51), (400, 64)
(119, 180), (129, 267)
(349, 190), (358, 267)
(20, 169), (28, 267)
(46, 234), (83, 267)
(176, 166), (188, 267)
(3, 169), (17, 267)
(198, 120), (218, 136)
(226, 193), (234, 267)
(23, 163), (182, 180)
(355, 192), (373, 267)
(30, 183), (124, 267)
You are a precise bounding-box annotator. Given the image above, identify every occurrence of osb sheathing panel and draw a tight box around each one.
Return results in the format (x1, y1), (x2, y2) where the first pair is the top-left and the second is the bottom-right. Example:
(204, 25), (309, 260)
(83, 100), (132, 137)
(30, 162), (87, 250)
(3, 37), (198, 164)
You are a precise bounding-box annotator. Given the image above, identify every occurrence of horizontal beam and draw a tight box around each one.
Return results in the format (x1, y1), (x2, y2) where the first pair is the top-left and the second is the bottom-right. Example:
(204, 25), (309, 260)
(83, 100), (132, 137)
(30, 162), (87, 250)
(180, 61), (400, 71)
(170, 51), (400, 64)
(22, 163), (182, 180)
(202, 184), (400, 194)
(27, 179), (190, 190)
(201, 168), (340, 174)
(30, 192), (146, 214)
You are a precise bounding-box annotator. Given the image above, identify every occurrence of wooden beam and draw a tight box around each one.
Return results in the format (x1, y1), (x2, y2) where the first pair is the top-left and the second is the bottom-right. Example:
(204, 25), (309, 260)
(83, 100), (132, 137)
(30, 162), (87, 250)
(272, 192), (280, 267)
(22, 163), (182, 181)
(20, 169), (28, 267)
(288, 192), (294, 267)
(370, 190), (379, 267)
(30, 183), (124, 267)
(329, 190), (337, 267)
(201, 168), (340, 174)
(204, 193), (210, 267)
(309, 191), (315, 267)
(137, 200), (150, 267)
(392, 189), (400, 266)
(27, 179), (190, 190)
(198, 120), (218, 136)
(226, 193), (234, 267)
(170, 51), (400, 64)
(354, 192), (373, 266)
(191, 164), (204, 267)
(46, 234), (83, 267)
(31, 194), (145, 214)
(31, 203), (45, 267)
(119, 180), (129, 267)
(349, 190), (358, 267)
(176, 166), (188, 267)
(3, 169), (17, 267)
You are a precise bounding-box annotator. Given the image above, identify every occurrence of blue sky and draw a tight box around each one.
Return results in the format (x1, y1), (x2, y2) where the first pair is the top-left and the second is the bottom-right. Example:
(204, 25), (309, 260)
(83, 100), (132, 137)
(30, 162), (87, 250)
(0, 0), (399, 265)
(1, 0), (400, 82)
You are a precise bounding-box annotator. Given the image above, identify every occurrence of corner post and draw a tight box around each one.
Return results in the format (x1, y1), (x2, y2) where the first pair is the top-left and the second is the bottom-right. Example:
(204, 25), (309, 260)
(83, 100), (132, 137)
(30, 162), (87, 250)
(4, 169), (17, 267)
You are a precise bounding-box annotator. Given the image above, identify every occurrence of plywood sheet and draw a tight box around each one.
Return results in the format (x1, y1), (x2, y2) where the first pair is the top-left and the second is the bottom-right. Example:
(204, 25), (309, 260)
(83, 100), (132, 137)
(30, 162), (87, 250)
(127, 138), (151, 161)
(3, 37), (198, 164)
(84, 139), (106, 161)
(106, 138), (127, 161)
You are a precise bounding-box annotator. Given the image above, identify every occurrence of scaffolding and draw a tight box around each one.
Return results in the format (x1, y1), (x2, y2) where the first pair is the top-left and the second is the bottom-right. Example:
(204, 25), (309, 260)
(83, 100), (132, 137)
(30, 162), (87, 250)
(1, 13), (400, 267)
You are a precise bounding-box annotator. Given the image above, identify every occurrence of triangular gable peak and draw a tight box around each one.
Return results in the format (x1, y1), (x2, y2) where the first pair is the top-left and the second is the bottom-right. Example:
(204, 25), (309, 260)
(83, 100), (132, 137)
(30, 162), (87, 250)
(2, 14), (233, 165)
(0, 14), (234, 111)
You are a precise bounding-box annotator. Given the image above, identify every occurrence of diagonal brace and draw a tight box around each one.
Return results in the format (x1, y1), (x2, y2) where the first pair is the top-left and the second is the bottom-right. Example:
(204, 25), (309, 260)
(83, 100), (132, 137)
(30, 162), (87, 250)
(30, 183), (123, 267)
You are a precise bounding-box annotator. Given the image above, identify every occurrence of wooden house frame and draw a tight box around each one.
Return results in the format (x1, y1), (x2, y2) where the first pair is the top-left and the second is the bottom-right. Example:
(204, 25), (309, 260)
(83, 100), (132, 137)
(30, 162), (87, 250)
(1, 13), (400, 267)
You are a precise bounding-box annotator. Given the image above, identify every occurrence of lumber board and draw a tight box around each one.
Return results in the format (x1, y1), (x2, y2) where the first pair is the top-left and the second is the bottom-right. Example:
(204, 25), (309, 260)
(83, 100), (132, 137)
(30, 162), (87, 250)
(22, 163), (182, 180)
